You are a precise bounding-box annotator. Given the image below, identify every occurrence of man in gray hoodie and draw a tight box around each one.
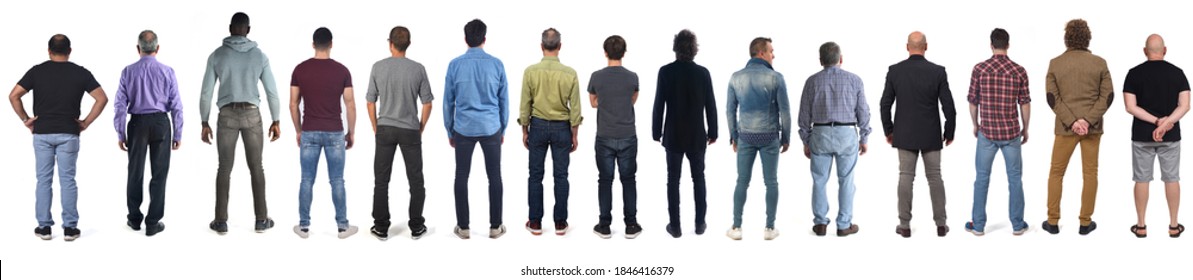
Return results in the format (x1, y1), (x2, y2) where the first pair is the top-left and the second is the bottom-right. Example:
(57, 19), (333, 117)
(198, 12), (282, 234)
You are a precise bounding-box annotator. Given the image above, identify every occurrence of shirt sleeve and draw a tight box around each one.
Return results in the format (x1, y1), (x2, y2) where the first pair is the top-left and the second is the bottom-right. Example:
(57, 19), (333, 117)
(366, 64), (380, 103)
(261, 54), (281, 122)
(967, 66), (980, 105)
(418, 66), (434, 104)
(518, 68), (533, 127)
(568, 73), (582, 127)
(777, 75), (792, 146)
(17, 67), (37, 91)
(199, 53), (218, 123)
(443, 63), (456, 139)
(854, 76), (872, 144)
(725, 78), (739, 143)
(797, 76), (813, 145)
(114, 68), (130, 141)
(167, 67), (185, 142)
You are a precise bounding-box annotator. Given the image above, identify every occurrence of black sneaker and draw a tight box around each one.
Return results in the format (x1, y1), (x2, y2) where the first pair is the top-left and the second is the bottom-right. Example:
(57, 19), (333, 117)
(146, 222), (165, 237)
(695, 223), (707, 235)
(665, 223), (682, 238)
(410, 225), (427, 240)
(1041, 221), (1059, 234)
(34, 226), (52, 240)
(625, 223), (643, 239)
(209, 221), (228, 234)
(1079, 221), (1098, 235)
(370, 226), (389, 241)
(127, 221), (141, 231)
(593, 224), (612, 239)
(63, 227), (80, 242)
(254, 218), (275, 233)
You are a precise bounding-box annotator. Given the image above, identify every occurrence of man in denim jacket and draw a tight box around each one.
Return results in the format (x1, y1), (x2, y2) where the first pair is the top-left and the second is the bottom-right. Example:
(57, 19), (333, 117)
(725, 37), (792, 241)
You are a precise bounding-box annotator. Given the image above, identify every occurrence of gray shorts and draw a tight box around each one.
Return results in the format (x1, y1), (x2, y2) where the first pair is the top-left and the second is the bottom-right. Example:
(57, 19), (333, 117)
(1132, 141), (1181, 182)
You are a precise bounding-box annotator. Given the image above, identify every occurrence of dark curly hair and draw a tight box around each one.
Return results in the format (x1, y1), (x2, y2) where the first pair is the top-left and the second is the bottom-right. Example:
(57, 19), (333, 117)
(1064, 19), (1090, 50)
(673, 29), (698, 61)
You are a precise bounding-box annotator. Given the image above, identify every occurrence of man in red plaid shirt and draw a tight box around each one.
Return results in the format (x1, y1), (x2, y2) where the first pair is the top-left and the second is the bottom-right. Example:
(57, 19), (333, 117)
(964, 28), (1031, 236)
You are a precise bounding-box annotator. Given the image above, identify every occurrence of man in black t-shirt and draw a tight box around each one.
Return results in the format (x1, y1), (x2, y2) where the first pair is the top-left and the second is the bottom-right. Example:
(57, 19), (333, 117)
(1123, 34), (1189, 238)
(8, 34), (109, 242)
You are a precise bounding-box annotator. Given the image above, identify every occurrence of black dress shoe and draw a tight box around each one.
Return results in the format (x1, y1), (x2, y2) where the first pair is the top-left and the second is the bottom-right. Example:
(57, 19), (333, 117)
(209, 221), (228, 234)
(127, 221), (141, 231)
(695, 223), (707, 235)
(665, 223), (682, 238)
(146, 222), (165, 236)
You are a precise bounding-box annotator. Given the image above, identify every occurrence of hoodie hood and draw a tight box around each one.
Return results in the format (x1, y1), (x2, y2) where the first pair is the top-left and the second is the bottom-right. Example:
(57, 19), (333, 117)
(223, 35), (258, 52)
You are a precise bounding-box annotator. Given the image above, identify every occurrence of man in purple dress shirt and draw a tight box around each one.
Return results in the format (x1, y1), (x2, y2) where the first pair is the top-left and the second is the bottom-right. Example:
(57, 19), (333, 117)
(113, 30), (183, 237)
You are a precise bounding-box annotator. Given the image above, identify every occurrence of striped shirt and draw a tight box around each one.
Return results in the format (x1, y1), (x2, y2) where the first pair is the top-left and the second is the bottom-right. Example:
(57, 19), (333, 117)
(968, 54), (1030, 141)
(797, 66), (871, 145)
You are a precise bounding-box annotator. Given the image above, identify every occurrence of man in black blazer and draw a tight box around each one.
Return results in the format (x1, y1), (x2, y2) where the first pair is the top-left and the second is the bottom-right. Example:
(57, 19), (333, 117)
(879, 31), (957, 238)
(652, 29), (718, 238)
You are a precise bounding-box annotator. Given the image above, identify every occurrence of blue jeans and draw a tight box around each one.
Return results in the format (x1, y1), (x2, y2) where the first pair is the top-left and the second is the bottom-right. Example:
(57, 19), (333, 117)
(809, 126), (858, 230)
(34, 133), (80, 228)
(732, 139), (780, 228)
(298, 131), (348, 229)
(595, 136), (638, 226)
(971, 132), (1026, 232)
(527, 117), (573, 223)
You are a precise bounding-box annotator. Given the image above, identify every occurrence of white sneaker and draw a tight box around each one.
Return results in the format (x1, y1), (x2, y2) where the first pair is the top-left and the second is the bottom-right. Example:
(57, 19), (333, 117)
(726, 227), (743, 240)
(293, 225), (310, 239)
(490, 225), (507, 239)
(337, 225), (359, 239)
(764, 228), (780, 240)
(454, 226), (471, 239)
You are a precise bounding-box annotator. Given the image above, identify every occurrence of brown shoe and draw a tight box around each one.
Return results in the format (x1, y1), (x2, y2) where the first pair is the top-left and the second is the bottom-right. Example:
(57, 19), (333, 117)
(895, 226), (911, 238)
(836, 224), (859, 237)
(937, 225), (949, 237)
(812, 224), (828, 236)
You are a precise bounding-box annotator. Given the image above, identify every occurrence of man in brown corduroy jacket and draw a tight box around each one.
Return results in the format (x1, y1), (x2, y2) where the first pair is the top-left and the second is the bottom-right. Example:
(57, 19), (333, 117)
(1042, 19), (1114, 236)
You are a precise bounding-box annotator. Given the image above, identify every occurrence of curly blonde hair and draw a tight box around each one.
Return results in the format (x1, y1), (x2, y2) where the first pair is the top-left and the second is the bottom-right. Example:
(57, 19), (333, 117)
(1064, 19), (1091, 49)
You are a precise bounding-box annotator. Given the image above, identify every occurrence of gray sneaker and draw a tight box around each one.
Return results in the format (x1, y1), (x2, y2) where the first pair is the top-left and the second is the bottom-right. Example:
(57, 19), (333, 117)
(489, 225), (506, 239)
(337, 226), (359, 239)
(454, 226), (470, 239)
(293, 225), (310, 239)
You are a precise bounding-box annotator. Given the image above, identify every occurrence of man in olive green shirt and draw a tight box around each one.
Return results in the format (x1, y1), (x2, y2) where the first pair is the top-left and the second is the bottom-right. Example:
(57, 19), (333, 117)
(519, 28), (582, 236)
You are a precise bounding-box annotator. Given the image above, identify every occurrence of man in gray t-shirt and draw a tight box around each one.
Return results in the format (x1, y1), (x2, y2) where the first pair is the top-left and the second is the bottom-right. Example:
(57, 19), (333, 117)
(365, 26), (433, 241)
(587, 35), (643, 239)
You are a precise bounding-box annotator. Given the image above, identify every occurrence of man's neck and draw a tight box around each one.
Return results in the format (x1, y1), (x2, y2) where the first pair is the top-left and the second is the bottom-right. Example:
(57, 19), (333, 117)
(391, 49), (406, 58)
(992, 49), (1008, 55)
(49, 55), (69, 62)
(314, 50), (330, 59)
(909, 51), (925, 56)
(607, 59), (622, 67)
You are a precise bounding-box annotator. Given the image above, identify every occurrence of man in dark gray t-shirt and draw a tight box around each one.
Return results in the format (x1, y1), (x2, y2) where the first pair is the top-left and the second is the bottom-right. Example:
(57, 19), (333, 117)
(365, 26), (433, 241)
(587, 35), (642, 239)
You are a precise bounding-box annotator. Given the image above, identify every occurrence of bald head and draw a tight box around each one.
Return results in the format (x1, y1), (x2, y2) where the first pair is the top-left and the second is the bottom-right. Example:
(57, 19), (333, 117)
(1145, 34), (1166, 60)
(907, 31), (927, 54)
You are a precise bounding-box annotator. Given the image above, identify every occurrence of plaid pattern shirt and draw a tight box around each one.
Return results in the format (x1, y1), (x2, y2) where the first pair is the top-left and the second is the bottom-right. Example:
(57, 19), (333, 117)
(968, 55), (1030, 141)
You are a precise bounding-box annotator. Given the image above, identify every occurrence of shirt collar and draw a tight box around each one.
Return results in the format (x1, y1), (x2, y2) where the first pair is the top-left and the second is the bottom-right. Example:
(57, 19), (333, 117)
(466, 47), (485, 54)
(747, 57), (773, 69)
(138, 55), (157, 63)
(541, 56), (560, 62)
(908, 54), (926, 60)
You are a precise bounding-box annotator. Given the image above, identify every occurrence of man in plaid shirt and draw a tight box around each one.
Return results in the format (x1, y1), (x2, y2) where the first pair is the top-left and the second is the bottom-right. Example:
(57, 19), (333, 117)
(964, 28), (1031, 236)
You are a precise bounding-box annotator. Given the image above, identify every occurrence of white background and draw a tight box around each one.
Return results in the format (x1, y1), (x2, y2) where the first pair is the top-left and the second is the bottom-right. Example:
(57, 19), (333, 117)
(0, 0), (1188, 279)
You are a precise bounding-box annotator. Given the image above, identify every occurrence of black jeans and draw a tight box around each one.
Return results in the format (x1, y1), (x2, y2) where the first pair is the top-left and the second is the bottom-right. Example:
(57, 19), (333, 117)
(666, 147), (707, 228)
(126, 113), (172, 226)
(595, 136), (638, 226)
(373, 126), (426, 230)
(453, 131), (504, 229)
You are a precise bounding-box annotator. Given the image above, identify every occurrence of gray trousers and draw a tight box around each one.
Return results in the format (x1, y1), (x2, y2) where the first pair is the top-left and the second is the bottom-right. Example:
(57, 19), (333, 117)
(897, 149), (946, 227)
(214, 106), (268, 221)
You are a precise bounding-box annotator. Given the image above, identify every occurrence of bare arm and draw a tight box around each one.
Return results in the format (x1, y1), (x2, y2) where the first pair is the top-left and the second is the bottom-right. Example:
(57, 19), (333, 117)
(366, 102), (378, 134)
(420, 102), (432, 133)
(632, 91), (638, 105)
(289, 86), (302, 145)
(589, 93), (598, 108)
(969, 103), (979, 137)
(9, 85), (30, 122)
(343, 87), (356, 149)
(80, 87), (108, 131)
(1164, 91), (1191, 124)
(1123, 92), (1160, 124)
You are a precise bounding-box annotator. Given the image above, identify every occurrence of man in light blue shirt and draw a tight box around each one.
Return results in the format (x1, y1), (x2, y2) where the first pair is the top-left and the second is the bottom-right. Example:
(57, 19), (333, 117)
(444, 19), (510, 240)
(725, 37), (791, 241)
(197, 12), (283, 234)
(798, 42), (870, 237)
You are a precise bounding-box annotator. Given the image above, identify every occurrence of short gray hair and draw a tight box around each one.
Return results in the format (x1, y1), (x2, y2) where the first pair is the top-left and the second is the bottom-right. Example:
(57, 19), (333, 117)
(541, 28), (560, 51)
(138, 30), (158, 54)
(819, 41), (840, 66)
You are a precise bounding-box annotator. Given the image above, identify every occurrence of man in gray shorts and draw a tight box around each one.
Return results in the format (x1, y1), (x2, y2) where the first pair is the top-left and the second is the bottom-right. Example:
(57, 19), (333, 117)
(1123, 34), (1189, 238)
